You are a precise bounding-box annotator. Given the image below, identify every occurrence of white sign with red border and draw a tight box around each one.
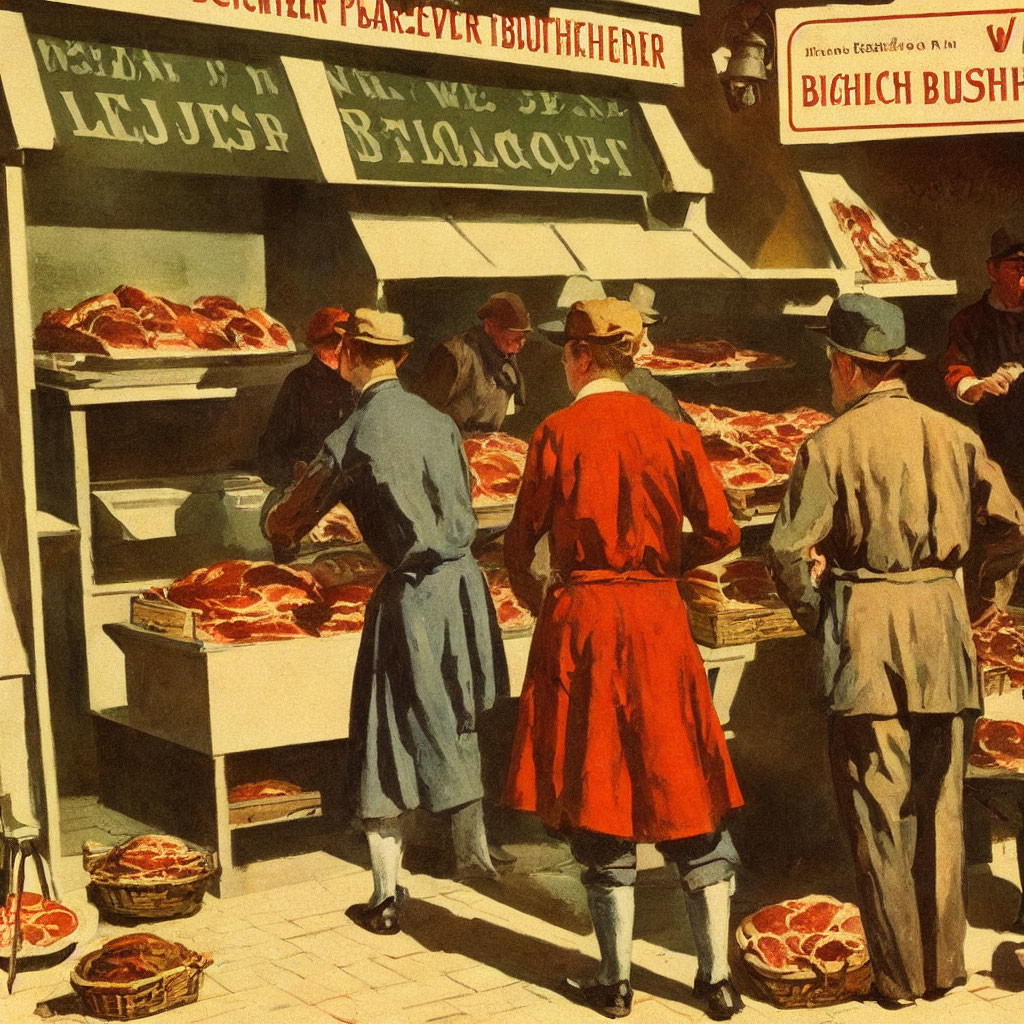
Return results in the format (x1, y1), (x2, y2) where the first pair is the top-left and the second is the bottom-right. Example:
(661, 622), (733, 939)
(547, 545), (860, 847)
(41, 0), (684, 87)
(778, 1), (1024, 143)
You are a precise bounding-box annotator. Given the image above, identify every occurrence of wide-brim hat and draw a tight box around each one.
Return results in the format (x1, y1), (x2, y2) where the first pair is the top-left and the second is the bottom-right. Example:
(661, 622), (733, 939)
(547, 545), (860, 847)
(476, 292), (531, 332)
(561, 298), (644, 347)
(539, 276), (607, 335)
(809, 293), (924, 362)
(628, 282), (661, 325)
(348, 308), (412, 346)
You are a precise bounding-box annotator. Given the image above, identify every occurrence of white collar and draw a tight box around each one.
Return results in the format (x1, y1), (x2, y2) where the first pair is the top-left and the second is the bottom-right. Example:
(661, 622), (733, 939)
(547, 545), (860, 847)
(573, 378), (629, 403)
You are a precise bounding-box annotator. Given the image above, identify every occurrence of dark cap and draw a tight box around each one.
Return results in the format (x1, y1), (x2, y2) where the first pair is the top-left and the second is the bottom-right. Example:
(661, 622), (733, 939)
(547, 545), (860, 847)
(306, 307), (349, 347)
(811, 293), (924, 362)
(476, 292), (531, 332)
(990, 224), (1024, 261)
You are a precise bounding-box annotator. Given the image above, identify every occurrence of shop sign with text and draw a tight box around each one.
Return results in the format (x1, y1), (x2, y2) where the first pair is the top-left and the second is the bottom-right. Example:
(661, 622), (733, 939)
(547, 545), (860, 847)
(42, 0), (684, 87)
(326, 65), (664, 193)
(778, 2), (1024, 143)
(31, 34), (321, 177)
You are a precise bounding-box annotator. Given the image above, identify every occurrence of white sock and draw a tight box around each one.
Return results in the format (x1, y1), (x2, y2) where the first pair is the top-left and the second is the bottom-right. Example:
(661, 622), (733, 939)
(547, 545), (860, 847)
(364, 816), (403, 907)
(683, 879), (732, 985)
(451, 800), (496, 874)
(586, 884), (635, 985)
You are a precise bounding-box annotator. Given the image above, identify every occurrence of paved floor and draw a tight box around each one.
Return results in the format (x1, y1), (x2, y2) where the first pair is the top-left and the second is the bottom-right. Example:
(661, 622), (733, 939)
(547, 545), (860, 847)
(4, 804), (1024, 1024)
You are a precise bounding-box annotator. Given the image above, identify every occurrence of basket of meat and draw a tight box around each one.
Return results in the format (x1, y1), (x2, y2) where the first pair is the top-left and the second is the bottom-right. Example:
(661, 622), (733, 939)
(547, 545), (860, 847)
(83, 835), (218, 920)
(735, 895), (872, 1008)
(71, 933), (212, 1020)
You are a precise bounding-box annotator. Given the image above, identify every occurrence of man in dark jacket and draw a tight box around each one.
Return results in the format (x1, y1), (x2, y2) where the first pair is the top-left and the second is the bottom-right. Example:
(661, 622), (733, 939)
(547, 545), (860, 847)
(769, 294), (1024, 1007)
(942, 225), (1024, 494)
(415, 292), (530, 433)
(257, 307), (357, 491)
(266, 309), (509, 935)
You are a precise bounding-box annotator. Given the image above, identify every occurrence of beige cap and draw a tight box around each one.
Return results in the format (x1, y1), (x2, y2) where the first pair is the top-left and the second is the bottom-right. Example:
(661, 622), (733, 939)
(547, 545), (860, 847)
(348, 308), (412, 346)
(564, 298), (644, 345)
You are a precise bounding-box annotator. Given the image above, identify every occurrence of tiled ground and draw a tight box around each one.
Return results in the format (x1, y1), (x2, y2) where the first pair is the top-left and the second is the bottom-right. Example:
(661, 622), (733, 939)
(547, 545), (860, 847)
(3, 803), (1024, 1024)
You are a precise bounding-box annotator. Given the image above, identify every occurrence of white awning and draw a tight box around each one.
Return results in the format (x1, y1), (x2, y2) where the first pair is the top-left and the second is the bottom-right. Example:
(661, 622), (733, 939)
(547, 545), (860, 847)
(552, 220), (742, 280)
(349, 214), (581, 280)
(0, 12), (54, 152)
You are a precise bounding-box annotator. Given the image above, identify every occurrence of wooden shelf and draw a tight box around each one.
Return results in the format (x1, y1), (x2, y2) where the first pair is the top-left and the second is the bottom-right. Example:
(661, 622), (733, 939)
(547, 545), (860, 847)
(39, 382), (238, 405)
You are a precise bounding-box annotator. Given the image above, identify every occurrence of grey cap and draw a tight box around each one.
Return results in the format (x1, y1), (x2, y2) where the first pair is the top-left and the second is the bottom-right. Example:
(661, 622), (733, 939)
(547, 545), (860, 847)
(811, 293), (924, 362)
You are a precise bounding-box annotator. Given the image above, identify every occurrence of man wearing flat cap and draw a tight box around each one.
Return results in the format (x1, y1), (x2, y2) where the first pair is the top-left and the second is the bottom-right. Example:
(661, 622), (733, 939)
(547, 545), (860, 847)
(768, 294), (1024, 1007)
(415, 291), (531, 433)
(942, 226), (1024, 493)
(503, 298), (745, 1020)
(266, 309), (509, 934)
(257, 307), (357, 492)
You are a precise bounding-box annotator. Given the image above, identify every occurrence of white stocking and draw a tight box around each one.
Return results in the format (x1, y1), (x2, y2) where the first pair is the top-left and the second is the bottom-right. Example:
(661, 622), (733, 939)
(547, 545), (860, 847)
(683, 879), (732, 985)
(364, 816), (403, 907)
(586, 884), (635, 985)
(451, 799), (497, 876)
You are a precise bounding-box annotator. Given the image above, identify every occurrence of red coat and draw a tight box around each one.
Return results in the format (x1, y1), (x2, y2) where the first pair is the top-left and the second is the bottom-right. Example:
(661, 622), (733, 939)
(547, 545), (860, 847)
(503, 390), (744, 842)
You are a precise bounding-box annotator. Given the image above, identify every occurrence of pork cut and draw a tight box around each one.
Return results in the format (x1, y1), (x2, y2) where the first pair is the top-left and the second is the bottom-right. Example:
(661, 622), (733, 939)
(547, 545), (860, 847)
(682, 557), (784, 610)
(829, 199), (931, 284)
(970, 718), (1024, 772)
(737, 895), (868, 978)
(228, 779), (303, 803)
(305, 502), (363, 546)
(974, 611), (1024, 690)
(77, 933), (207, 983)
(0, 892), (79, 950)
(463, 432), (529, 506)
(35, 286), (294, 357)
(636, 337), (791, 375)
(680, 401), (831, 495)
(88, 834), (209, 883)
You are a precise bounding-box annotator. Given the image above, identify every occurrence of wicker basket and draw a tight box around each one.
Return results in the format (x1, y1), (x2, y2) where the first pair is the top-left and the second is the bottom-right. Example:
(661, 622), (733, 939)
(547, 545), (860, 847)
(741, 956), (873, 1008)
(71, 946), (212, 1020)
(83, 840), (219, 921)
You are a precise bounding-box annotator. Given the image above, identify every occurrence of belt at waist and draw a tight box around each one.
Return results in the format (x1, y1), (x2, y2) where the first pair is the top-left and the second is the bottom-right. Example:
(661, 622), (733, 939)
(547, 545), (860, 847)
(555, 569), (676, 586)
(830, 566), (955, 584)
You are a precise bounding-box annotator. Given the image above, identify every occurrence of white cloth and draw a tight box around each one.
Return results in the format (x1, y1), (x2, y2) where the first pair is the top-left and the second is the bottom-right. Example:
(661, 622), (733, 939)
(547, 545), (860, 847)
(364, 816), (403, 907)
(573, 378), (629, 403)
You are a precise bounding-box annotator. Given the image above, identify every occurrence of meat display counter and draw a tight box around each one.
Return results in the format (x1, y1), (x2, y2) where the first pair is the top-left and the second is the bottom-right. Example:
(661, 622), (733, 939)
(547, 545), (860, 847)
(100, 621), (532, 896)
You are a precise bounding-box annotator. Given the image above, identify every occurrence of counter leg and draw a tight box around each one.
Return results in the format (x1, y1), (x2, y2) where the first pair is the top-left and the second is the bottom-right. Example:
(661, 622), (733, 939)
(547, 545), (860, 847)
(211, 755), (240, 899)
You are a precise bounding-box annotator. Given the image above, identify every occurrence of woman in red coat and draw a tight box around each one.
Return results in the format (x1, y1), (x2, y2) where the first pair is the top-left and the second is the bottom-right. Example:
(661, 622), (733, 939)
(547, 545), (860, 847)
(503, 298), (745, 1020)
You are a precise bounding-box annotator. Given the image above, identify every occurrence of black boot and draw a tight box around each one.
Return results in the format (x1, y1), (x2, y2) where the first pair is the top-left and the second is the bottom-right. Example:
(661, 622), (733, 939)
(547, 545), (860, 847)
(565, 977), (634, 1018)
(693, 977), (744, 1020)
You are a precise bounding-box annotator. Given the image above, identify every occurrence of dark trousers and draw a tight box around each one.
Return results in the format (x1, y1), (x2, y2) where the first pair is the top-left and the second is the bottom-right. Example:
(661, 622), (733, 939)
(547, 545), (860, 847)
(568, 828), (739, 891)
(829, 713), (967, 1000)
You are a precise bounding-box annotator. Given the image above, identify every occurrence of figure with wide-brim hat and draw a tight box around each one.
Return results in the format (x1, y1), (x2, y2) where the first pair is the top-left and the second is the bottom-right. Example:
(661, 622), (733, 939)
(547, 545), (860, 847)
(266, 308), (510, 932)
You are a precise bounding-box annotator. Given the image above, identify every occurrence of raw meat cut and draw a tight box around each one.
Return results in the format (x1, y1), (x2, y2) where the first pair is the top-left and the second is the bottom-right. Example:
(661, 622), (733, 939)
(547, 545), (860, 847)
(974, 611), (1024, 690)
(77, 933), (205, 983)
(306, 550), (382, 589)
(463, 433), (529, 506)
(829, 200), (931, 283)
(88, 835), (209, 883)
(636, 337), (791, 375)
(35, 286), (294, 357)
(679, 401), (831, 496)
(0, 893), (79, 950)
(146, 558), (376, 644)
(970, 718), (1024, 772)
(737, 895), (868, 978)
(228, 780), (303, 803)
(477, 542), (535, 633)
(682, 557), (785, 610)
(305, 502), (362, 546)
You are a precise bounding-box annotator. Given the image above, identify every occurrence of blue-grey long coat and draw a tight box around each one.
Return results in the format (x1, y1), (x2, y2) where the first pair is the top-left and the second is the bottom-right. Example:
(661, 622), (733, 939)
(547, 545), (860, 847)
(321, 379), (509, 819)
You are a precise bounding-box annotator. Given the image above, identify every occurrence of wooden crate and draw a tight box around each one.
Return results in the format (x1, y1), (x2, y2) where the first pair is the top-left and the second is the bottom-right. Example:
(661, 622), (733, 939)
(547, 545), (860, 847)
(686, 601), (803, 648)
(131, 595), (197, 640)
(228, 790), (322, 829)
(723, 482), (788, 520)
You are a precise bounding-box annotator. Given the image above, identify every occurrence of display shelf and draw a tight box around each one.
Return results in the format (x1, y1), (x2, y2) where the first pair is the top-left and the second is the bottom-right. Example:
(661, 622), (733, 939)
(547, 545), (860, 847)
(39, 382), (239, 405)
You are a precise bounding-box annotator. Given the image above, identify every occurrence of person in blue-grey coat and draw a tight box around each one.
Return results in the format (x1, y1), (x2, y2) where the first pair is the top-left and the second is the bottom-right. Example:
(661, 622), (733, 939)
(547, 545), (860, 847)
(265, 308), (509, 935)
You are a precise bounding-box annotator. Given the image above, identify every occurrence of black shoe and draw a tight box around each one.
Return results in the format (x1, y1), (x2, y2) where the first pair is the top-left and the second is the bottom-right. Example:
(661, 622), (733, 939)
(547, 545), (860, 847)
(693, 978), (744, 1020)
(346, 893), (401, 935)
(868, 986), (916, 1010)
(922, 977), (967, 1001)
(564, 977), (633, 1018)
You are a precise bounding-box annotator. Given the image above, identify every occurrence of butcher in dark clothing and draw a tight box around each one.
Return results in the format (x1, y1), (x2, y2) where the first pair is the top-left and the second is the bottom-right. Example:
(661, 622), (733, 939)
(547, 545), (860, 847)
(942, 226), (1024, 494)
(257, 307), (358, 491)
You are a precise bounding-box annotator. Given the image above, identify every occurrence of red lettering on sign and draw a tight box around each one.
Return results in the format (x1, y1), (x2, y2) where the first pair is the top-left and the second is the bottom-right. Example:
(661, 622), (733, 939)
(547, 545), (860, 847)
(987, 17), (1016, 53)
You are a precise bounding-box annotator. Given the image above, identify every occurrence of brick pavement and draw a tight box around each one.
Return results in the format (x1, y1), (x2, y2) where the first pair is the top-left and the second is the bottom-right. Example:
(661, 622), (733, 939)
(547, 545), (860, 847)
(4, 838), (1024, 1023)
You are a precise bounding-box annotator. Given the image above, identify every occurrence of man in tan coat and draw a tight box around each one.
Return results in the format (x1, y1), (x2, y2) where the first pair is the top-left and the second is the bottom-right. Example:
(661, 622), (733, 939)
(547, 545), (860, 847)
(768, 294), (1024, 1006)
